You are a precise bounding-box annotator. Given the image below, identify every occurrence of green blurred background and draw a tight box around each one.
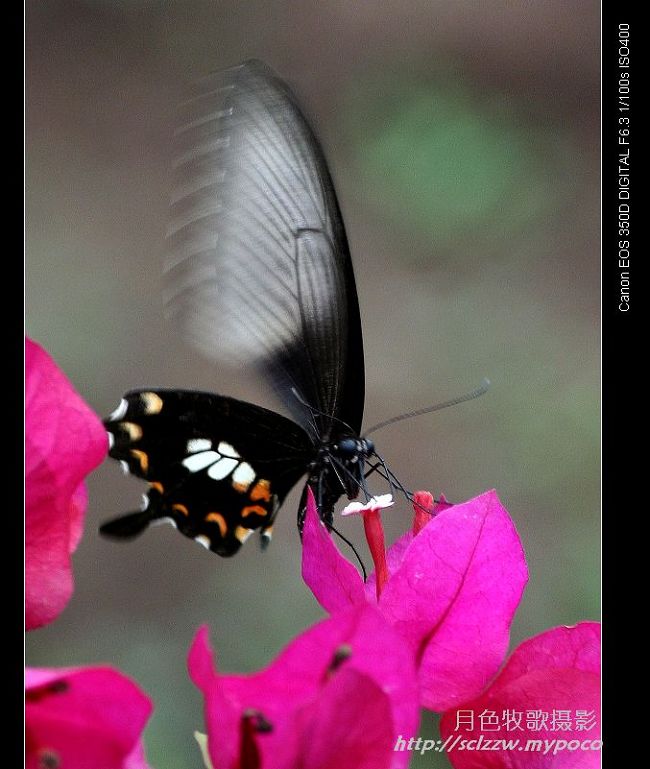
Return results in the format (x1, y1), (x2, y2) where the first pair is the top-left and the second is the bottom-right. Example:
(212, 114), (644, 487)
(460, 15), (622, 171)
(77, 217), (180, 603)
(26, 2), (599, 767)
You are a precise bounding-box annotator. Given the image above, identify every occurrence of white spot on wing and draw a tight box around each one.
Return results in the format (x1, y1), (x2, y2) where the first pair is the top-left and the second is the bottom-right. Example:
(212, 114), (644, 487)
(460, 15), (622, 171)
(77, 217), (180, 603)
(187, 438), (212, 453)
(207, 457), (238, 480)
(182, 450), (221, 472)
(231, 462), (255, 488)
(107, 432), (114, 450)
(150, 517), (177, 529)
(140, 494), (149, 511)
(120, 460), (130, 475)
(217, 441), (240, 458)
(194, 535), (211, 550)
(109, 399), (128, 421)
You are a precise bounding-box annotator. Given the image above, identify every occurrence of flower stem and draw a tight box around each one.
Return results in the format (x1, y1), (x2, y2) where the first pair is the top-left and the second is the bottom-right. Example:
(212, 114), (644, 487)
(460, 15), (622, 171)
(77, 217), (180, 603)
(363, 510), (389, 600)
(412, 491), (435, 535)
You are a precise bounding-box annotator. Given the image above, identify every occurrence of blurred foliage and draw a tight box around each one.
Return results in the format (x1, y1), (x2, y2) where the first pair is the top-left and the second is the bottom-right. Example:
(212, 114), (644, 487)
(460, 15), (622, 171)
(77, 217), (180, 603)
(344, 73), (570, 262)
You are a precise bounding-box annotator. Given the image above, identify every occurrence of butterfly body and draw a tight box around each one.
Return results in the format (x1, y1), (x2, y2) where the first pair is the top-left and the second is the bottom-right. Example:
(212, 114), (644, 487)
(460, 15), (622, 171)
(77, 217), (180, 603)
(102, 60), (374, 557)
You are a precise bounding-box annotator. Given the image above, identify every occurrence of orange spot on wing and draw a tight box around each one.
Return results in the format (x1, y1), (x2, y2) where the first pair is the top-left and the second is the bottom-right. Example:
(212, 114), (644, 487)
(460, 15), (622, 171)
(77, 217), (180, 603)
(232, 481), (250, 493)
(242, 505), (267, 518)
(250, 479), (271, 502)
(149, 481), (164, 494)
(205, 512), (228, 538)
(130, 449), (148, 473)
(172, 503), (189, 517)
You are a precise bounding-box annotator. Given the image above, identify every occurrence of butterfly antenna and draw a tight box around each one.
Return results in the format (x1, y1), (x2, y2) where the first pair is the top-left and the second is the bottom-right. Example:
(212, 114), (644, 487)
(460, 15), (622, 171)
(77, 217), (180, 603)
(364, 378), (491, 436)
(290, 388), (356, 435)
(328, 523), (368, 582)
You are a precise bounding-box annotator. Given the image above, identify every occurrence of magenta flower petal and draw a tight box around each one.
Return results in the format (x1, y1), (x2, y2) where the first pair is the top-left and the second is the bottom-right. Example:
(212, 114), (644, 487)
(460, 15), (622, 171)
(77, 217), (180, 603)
(25, 666), (153, 769)
(295, 667), (394, 769)
(188, 627), (242, 769)
(492, 621), (600, 680)
(189, 605), (419, 769)
(380, 490), (528, 711)
(301, 488), (365, 613)
(123, 742), (152, 769)
(439, 623), (601, 769)
(68, 483), (88, 552)
(25, 337), (108, 629)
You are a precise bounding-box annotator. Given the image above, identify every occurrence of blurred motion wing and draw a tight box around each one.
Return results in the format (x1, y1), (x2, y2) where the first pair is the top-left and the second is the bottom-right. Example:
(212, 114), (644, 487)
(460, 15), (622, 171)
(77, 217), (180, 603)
(164, 60), (364, 438)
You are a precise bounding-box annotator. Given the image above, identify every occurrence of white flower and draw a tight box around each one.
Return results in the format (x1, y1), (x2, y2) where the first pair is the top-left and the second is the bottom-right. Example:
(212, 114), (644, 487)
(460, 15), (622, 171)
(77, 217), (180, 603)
(341, 494), (394, 516)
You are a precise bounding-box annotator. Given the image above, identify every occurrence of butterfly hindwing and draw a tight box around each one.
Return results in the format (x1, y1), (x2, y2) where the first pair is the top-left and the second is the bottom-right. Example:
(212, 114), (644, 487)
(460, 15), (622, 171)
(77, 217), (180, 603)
(103, 389), (314, 556)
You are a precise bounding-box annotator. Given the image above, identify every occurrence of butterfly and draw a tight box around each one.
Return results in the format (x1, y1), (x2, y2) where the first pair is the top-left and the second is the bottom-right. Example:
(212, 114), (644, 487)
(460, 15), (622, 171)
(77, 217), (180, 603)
(101, 60), (383, 557)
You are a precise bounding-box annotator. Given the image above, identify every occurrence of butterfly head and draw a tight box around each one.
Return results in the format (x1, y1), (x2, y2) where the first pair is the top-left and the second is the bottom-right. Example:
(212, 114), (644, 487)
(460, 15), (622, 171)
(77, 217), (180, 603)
(333, 437), (375, 459)
(325, 436), (376, 501)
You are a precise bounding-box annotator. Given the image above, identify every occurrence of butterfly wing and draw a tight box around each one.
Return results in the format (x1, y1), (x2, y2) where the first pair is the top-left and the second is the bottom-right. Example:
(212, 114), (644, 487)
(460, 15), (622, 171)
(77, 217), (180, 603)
(164, 60), (365, 439)
(102, 389), (313, 556)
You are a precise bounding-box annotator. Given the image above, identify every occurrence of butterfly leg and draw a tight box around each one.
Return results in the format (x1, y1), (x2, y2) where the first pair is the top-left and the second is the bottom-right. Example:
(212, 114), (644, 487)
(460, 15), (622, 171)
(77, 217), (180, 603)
(298, 470), (335, 534)
(363, 462), (382, 479)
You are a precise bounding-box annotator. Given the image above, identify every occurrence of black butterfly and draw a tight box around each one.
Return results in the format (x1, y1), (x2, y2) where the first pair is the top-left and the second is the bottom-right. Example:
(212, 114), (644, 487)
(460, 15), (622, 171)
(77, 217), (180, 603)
(101, 60), (381, 557)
